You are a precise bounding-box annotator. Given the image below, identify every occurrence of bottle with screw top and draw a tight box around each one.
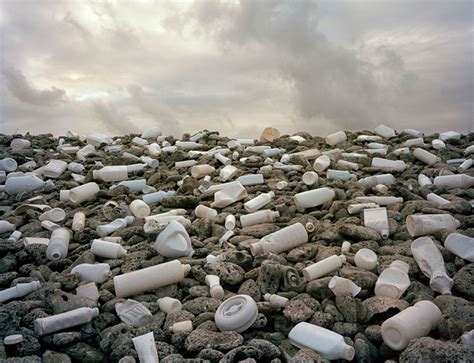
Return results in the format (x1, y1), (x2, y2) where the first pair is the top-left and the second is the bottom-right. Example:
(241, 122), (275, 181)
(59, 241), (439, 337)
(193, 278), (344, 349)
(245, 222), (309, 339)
(244, 191), (275, 213)
(303, 255), (346, 281)
(250, 223), (308, 256)
(46, 228), (70, 261)
(205, 275), (225, 300)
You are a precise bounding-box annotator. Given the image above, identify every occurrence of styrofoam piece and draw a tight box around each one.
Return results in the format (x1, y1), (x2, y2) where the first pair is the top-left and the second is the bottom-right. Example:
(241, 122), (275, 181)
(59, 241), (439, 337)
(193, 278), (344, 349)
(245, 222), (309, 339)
(289, 322), (355, 361)
(4, 175), (45, 194)
(236, 174), (264, 186)
(205, 275), (225, 300)
(328, 276), (361, 297)
(406, 214), (460, 237)
(154, 220), (194, 258)
(158, 297), (182, 314)
(142, 190), (176, 205)
(250, 222), (308, 256)
(225, 214), (236, 230)
(3, 334), (24, 345)
(263, 293), (289, 307)
(114, 260), (190, 298)
(76, 282), (100, 302)
(97, 216), (134, 237)
(276, 181), (288, 190)
(375, 260), (410, 299)
(91, 239), (127, 259)
(169, 320), (193, 334)
(381, 301), (441, 351)
(426, 193), (450, 206)
(374, 124), (396, 138)
(244, 191), (275, 213)
(341, 241), (351, 254)
(371, 157), (406, 171)
(195, 205), (218, 220)
(132, 332), (159, 363)
(240, 210), (279, 227)
(34, 307), (99, 336)
(116, 299), (153, 327)
(444, 233), (474, 262)
(215, 294), (258, 333)
(358, 174), (395, 189)
(433, 174), (474, 189)
(326, 169), (356, 181)
(302, 171), (319, 186)
(458, 159), (472, 172)
(303, 255), (346, 281)
(71, 263), (111, 283)
(313, 155), (331, 173)
(354, 196), (403, 205)
(46, 228), (70, 261)
(0, 158), (18, 172)
(0, 220), (15, 234)
(211, 182), (247, 208)
(294, 187), (335, 209)
(69, 183), (100, 203)
(364, 207), (389, 239)
(141, 127), (162, 139)
(0, 281), (41, 303)
(411, 236), (453, 294)
(413, 148), (441, 165)
(39, 208), (66, 223)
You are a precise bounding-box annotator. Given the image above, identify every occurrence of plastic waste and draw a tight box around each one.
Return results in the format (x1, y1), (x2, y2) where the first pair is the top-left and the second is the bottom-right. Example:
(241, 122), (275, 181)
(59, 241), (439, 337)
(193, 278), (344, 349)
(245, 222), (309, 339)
(439, 131), (461, 141)
(72, 212), (86, 232)
(371, 157), (407, 171)
(341, 241), (351, 254)
(59, 190), (70, 202)
(302, 171), (319, 186)
(374, 124), (396, 138)
(158, 297), (182, 314)
(260, 127), (280, 142)
(418, 173), (432, 187)
(240, 210), (279, 227)
(411, 236), (453, 294)
(275, 180), (288, 190)
(0, 158), (18, 172)
(236, 174), (264, 186)
(114, 260), (191, 298)
(175, 160), (197, 169)
(403, 129), (424, 138)
(326, 169), (357, 181)
(0, 220), (15, 234)
(250, 223), (308, 256)
(444, 233), (474, 262)
(211, 182), (247, 208)
(355, 196), (403, 206)
(39, 208), (66, 223)
(116, 299), (153, 327)
(141, 127), (162, 139)
(219, 164), (238, 181)
(71, 263), (111, 283)
(43, 160), (68, 178)
(406, 214), (460, 237)
(170, 320), (193, 334)
(142, 190), (176, 205)
(76, 144), (95, 161)
(153, 220), (194, 258)
(364, 207), (389, 238)
(358, 174), (395, 188)
(11, 138), (31, 150)
(336, 159), (359, 171)
(328, 276), (361, 297)
(76, 282), (100, 302)
(0, 281), (41, 303)
(93, 166), (128, 182)
(205, 275), (225, 300)
(404, 138), (425, 147)
(413, 148), (441, 165)
(426, 192), (450, 206)
(34, 307), (99, 336)
(381, 300), (441, 351)
(190, 164), (215, 178)
(289, 322), (355, 361)
(68, 162), (85, 173)
(325, 131), (347, 146)
(313, 155), (331, 172)
(294, 187), (335, 209)
(3, 334), (24, 345)
(132, 332), (159, 363)
(433, 174), (474, 189)
(244, 191), (275, 213)
(69, 182), (100, 203)
(225, 214), (236, 230)
(97, 216), (135, 237)
(263, 293), (289, 307)
(4, 175), (45, 194)
(347, 203), (379, 214)
(461, 330), (474, 346)
(46, 228), (70, 261)
(129, 199), (151, 219)
(303, 255), (346, 281)
(305, 222), (316, 232)
(215, 294), (258, 333)
(91, 239), (127, 259)
(86, 133), (112, 146)
(195, 205), (218, 220)
(458, 158), (472, 172)
(375, 260), (410, 299)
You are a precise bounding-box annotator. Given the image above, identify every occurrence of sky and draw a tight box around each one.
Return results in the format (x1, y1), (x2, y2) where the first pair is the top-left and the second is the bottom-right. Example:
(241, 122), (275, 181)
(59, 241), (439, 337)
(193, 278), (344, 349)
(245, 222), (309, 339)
(0, 0), (473, 138)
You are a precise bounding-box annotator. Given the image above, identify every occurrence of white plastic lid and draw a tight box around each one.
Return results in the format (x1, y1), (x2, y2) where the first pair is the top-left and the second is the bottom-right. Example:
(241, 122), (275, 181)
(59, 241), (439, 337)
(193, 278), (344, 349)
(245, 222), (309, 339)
(215, 294), (258, 333)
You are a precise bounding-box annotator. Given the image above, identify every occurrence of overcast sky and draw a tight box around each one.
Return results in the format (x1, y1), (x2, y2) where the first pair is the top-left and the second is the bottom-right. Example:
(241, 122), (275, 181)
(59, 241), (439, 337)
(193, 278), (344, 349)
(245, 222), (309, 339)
(1, 0), (472, 137)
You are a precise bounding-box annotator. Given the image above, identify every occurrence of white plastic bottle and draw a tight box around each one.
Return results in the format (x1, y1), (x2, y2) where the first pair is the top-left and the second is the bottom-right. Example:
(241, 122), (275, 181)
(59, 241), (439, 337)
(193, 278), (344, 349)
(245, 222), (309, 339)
(432, 139), (446, 149)
(426, 192), (450, 206)
(371, 158), (407, 171)
(68, 162), (85, 173)
(302, 171), (319, 186)
(195, 205), (218, 220)
(236, 174), (264, 186)
(313, 155), (331, 173)
(69, 183), (100, 203)
(169, 320), (193, 334)
(336, 159), (359, 171)
(34, 307), (99, 336)
(244, 191), (275, 213)
(130, 200), (151, 218)
(381, 301), (442, 351)
(4, 175), (45, 194)
(326, 169), (356, 181)
(294, 187), (335, 209)
(263, 293), (289, 307)
(418, 174), (432, 187)
(190, 164), (215, 178)
(0, 281), (42, 303)
(0, 158), (18, 172)
(46, 228), (70, 261)
(364, 207), (389, 238)
(141, 127), (162, 139)
(114, 260), (191, 298)
(225, 214), (236, 230)
(154, 220), (194, 258)
(358, 174), (395, 188)
(374, 124), (396, 138)
(210, 182), (247, 208)
(158, 297), (182, 314)
(91, 239), (127, 259)
(328, 276), (361, 297)
(325, 131), (347, 146)
(205, 275), (225, 300)
(72, 212), (86, 232)
(39, 208), (66, 223)
(289, 322), (355, 361)
(7, 230), (22, 243)
(96, 216), (135, 237)
(355, 196), (403, 206)
(458, 158), (472, 172)
(142, 190), (176, 205)
(375, 260), (411, 299)
(71, 263), (111, 283)
(240, 210), (280, 227)
(131, 332), (159, 363)
(43, 160), (68, 178)
(433, 174), (474, 189)
(444, 233), (474, 262)
(413, 148), (441, 165)
(303, 255), (346, 281)
(354, 248), (378, 270)
(0, 220), (15, 234)
(116, 299), (153, 327)
(11, 138), (31, 150)
(93, 166), (128, 182)
(406, 214), (460, 237)
(250, 223), (308, 256)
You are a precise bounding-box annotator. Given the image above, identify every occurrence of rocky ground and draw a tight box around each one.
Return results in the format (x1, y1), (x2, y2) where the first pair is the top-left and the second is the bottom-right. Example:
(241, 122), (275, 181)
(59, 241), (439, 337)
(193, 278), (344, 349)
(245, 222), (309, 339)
(0, 128), (473, 363)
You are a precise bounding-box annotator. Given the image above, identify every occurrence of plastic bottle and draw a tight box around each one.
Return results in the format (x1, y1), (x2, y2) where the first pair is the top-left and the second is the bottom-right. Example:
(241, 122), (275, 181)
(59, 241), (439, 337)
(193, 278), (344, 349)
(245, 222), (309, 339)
(458, 158), (472, 172)
(68, 162), (85, 173)
(326, 169), (356, 181)
(403, 129), (424, 138)
(426, 193), (450, 206)
(374, 124), (396, 138)
(289, 322), (355, 361)
(336, 159), (359, 171)
(71, 263), (111, 283)
(347, 203), (379, 214)
(313, 155), (331, 172)
(169, 320), (193, 334)
(294, 187), (335, 209)
(91, 239), (127, 259)
(59, 190), (70, 202)
(411, 236), (453, 294)
(175, 160), (197, 169)
(215, 152), (232, 165)
(413, 148), (441, 165)
(244, 191), (275, 213)
(195, 205), (218, 220)
(381, 301), (442, 351)
(439, 131), (461, 141)
(250, 223), (308, 256)
(132, 332), (159, 363)
(158, 297), (182, 314)
(328, 276), (361, 297)
(39, 208), (66, 223)
(236, 174), (264, 186)
(432, 139), (446, 149)
(190, 164), (215, 178)
(0, 220), (15, 234)
(205, 275), (225, 300)
(305, 222), (316, 232)
(154, 220), (194, 258)
(11, 138), (31, 150)
(93, 166), (128, 182)
(341, 241), (351, 254)
(117, 179), (147, 192)
(0, 158), (18, 172)
(404, 138), (425, 147)
(261, 127), (280, 142)
(302, 171), (319, 186)
(7, 230), (22, 243)
(375, 260), (410, 299)
(86, 133), (112, 146)
(444, 233), (474, 262)
(433, 174), (474, 189)
(4, 175), (45, 194)
(116, 299), (153, 327)
(72, 212), (86, 232)
(142, 190), (176, 205)
(34, 307), (99, 336)
(371, 158), (407, 171)
(215, 294), (258, 333)
(303, 255), (346, 281)
(225, 214), (236, 230)
(354, 196), (403, 206)
(240, 210), (280, 227)
(0, 281), (41, 303)
(69, 183), (100, 203)
(46, 228), (70, 261)
(140, 156), (159, 168)
(76, 144), (95, 161)
(364, 207), (389, 239)
(113, 260), (191, 298)
(129, 200), (151, 219)
(354, 248), (378, 270)
(76, 282), (100, 302)
(96, 216), (135, 237)
(263, 293), (289, 307)
(418, 174), (432, 187)
(141, 127), (162, 139)
(276, 180), (288, 190)
(325, 131), (347, 146)
(211, 182), (247, 208)
(406, 214), (460, 237)
(43, 160), (68, 178)
(357, 174), (395, 188)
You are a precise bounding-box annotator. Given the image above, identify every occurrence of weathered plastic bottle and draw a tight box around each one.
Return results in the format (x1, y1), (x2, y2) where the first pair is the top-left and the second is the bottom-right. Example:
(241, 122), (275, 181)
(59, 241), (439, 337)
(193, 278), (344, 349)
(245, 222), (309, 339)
(190, 164), (215, 178)
(328, 276), (361, 297)
(404, 138), (425, 147)
(154, 220), (193, 258)
(458, 158), (472, 172)
(142, 190), (176, 205)
(0, 158), (18, 172)
(381, 301), (441, 351)
(375, 260), (411, 299)
(326, 169), (356, 181)
(276, 180), (288, 190)
(158, 297), (182, 314)
(403, 129), (424, 138)
(289, 322), (355, 361)
(426, 192), (450, 206)
(76, 282), (100, 302)
(336, 159), (359, 171)
(132, 332), (159, 363)
(76, 144), (95, 161)
(71, 263), (111, 283)
(205, 275), (225, 300)
(237, 174), (264, 186)
(303, 255), (346, 281)
(169, 320), (193, 334)
(210, 182), (247, 208)
(294, 187), (335, 209)
(91, 239), (127, 259)
(195, 205), (218, 220)
(418, 173), (432, 187)
(141, 127), (162, 139)
(34, 307), (99, 336)
(413, 148), (441, 165)
(263, 293), (289, 307)
(175, 160), (196, 169)
(432, 139), (446, 149)
(302, 171), (319, 186)
(116, 299), (153, 327)
(4, 175), (45, 194)
(0, 220), (15, 234)
(46, 228), (70, 261)
(354, 248), (378, 270)
(215, 294), (258, 333)
(374, 124), (396, 138)
(341, 241), (351, 254)
(72, 212), (86, 232)
(244, 191), (275, 213)
(406, 214), (460, 237)
(11, 138), (31, 150)
(96, 216), (135, 237)
(347, 203), (379, 214)
(313, 155), (331, 172)
(68, 162), (85, 173)
(411, 236), (453, 294)
(7, 230), (22, 243)
(250, 223), (308, 256)
(39, 208), (66, 223)
(325, 131), (347, 146)
(240, 210), (280, 227)
(113, 260), (191, 298)
(225, 214), (236, 230)
(371, 158), (406, 171)
(364, 207), (389, 238)
(444, 233), (474, 262)
(358, 174), (395, 188)
(433, 174), (474, 189)
(0, 281), (41, 303)
(354, 196), (403, 206)
(129, 200), (151, 218)
(69, 183), (100, 203)
(93, 166), (128, 182)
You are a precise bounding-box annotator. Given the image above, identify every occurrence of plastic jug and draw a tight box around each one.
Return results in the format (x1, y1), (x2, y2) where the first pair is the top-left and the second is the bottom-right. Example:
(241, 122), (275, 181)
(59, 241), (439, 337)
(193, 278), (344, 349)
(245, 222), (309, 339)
(153, 220), (194, 258)
(364, 207), (389, 238)
(375, 260), (411, 299)
(294, 187), (335, 209)
(303, 255), (346, 281)
(244, 191), (275, 213)
(71, 263), (111, 283)
(250, 223), (308, 256)
(406, 214), (460, 237)
(444, 233), (474, 262)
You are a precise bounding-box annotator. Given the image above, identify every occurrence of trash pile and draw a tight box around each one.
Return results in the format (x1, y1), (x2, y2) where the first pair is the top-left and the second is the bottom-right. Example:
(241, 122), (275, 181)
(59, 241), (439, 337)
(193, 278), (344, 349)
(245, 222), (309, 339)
(0, 126), (473, 362)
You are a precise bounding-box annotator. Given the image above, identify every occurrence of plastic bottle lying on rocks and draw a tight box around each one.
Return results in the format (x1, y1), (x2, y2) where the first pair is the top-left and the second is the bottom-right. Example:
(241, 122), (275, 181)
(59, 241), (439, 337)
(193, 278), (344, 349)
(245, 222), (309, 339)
(132, 332), (159, 363)
(302, 171), (319, 185)
(210, 182), (247, 208)
(237, 174), (264, 186)
(294, 187), (335, 209)
(303, 255), (346, 281)
(96, 216), (135, 237)
(69, 182), (100, 203)
(444, 233), (474, 262)
(413, 148), (441, 165)
(215, 294), (258, 333)
(76, 282), (100, 303)
(205, 275), (225, 300)
(225, 214), (236, 230)
(326, 169), (356, 181)
(375, 260), (410, 299)
(93, 166), (128, 182)
(358, 174), (395, 188)
(43, 160), (68, 178)
(250, 222), (308, 256)
(381, 300), (442, 351)
(325, 131), (347, 146)
(71, 263), (111, 283)
(46, 228), (70, 261)
(426, 192), (450, 206)
(91, 239), (127, 259)
(130, 199), (151, 218)
(0, 281), (41, 303)
(263, 293), (289, 307)
(170, 320), (193, 334)
(341, 241), (351, 254)
(244, 191), (275, 212)
(116, 299), (153, 327)
(195, 205), (218, 220)
(433, 174), (474, 189)
(411, 236), (453, 294)
(0, 220), (15, 234)
(39, 208), (66, 223)
(354, 248), (378, 270)
(153, 220), (194, 258)
(374, 124), (396, 138)
(141, 126), (162, 139)
(4, 175), (45, 194)
(336, 159), (359, 171)
(406, 214), (460, 237)
(72, 212), (86, 232)
(328, 276), (361, 297)
(289, 322), (355, 361)
(34, 307), (99, 336)
(190, 164), (215, 178)
(158, 297), (182, 314)
(7, 230), (22, 243)
(142, 190), (176, 205)
(364, 207), (389, 238)
(347, 203), (379, 214)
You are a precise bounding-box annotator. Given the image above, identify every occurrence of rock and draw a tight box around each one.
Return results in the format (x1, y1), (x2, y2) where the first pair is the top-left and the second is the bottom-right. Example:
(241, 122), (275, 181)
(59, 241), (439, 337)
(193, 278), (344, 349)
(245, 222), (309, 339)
(306, 277), (333, 300)
(435, 295), (474, 340)
(42, 350), (72, 363)
(362, 296), (409, 322)
(282, 300), (314, 323)
(62, 343), (104, 363)
(238, 279), (261, 301)
(183, 297), (220, 315)
(400, 337), (474, 362)
(247, 338), (280, 360)
(184, 329), (244, 352)
(204, 262), (245, 285)
(453, 263), (474, 298)
(339, 224), (382, 241)
(197, 348), (224, 362)
(257, 262), (282, 294)
(219, 345), (262, 362)
(340, 266), (378, 290)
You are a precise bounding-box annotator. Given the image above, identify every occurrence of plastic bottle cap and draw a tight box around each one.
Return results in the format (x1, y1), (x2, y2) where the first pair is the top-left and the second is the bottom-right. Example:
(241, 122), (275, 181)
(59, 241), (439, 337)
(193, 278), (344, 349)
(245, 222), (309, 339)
(215, 294), (258, 333)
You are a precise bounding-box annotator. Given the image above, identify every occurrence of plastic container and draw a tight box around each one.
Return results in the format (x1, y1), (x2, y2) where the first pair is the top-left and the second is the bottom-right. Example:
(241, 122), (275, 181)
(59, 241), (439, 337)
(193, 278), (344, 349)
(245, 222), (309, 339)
(303, 255), (346, 281)
(406, 214), (460, 237)
(364, 207), (389, 238)
(3, 334), (24, 345)
(375, 260), (410, 299)
(404, 138), (425, 147)
(276, 180), (288, 190)
(91, 239), (127, 259)
(240, 210), (280, 227)
(326, 169), (356, 181)
(93, 166), (128, 182)
(374, 124), (396, 138)
(250, 223), (308, 256)
(219, 164), (238, 181)
(336, 159), (359, 171)
(34, 307), (99, 336)
(236, 174), (264, 186)
(302, 171), (319, 186)
(432, 139), (446, 149)
(190, 164), (215, 178)
(289, 322), (355, 361)
(86, 133), (112, 146)
(215, 152), (232, 165)
(142, 190), (176, 205)
(4, 175), (45, 194)
(158, 297), (182, 314)
(215, 294), (258, 333)
(76, 144), (95, 161)
(72, 212), (86, 232)
(11, 138), (31, 150)
(325, 131), (347, 146)
(244, 191), (275, 213)
(459, 158), (472, 172)
(68, 162), (85, 173)
(195, 205), (218, 220)
(439, 131), (461, 141)
(418, 174), (432, 187)
(294, 187), (335, 209)
(205, 275), (225, 300)
(71, 263), (111, 283)
(39, 208), (66, 223)
(403, 129), (424, 138)
(154, 220), (193, 258)
(259, 127), (280, 142)
(225, 214), (236, 230)
(46, 228), (70, 261)
(328, 276), (361, 297)
(211, 182), (247, 208)
(0, 281), (41, 303)
(0, 158), (18, 172)
(411, 236), (453, 294)
(114, 260), (191, 298)
(76, 282), (100, 302)
(0, 220), (15, 234)
(170, 320), (193, 334)
(433, 174), (474, 189)
(305, 222), (316, 232)
(130, 200), (151, 218)
(141, 127), (162, 139)
(175, 160), (197, 169)
(341, 241), (351, 254)
(426, 193), (450, 206)
(140, 156), (159, 168)
(96, 216), (134, 237)
(263, 293), (289, 307)
(355, 196), (403, 206)
(59, 190), (70, 202)
(7, 230), (22, 243)
(413, 148), (441, 165)
(371, 158), (406, 171)
(354, 248), (378, 270)
(381, 301), (441, 351)
(444, 233), (474, 262)
(132, 332), (159, 363)
(42, 160), (67, 178)
(116, 299), (153, 327)
(313, 155), (331, 173)
(69, 183), (100, 204)
(358, 174), (395, 188)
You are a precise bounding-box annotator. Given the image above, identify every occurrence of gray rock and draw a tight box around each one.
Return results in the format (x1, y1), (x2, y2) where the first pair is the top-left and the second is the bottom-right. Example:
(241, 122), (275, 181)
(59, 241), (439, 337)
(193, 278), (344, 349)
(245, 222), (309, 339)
(453, 263), (474, 298)
(362, 296), (409, 322)
(184, 329), (244, 352)
(42, 350), (72, 363)
(283, 300), (314, 323)
(183, 297), (220, 315)
(238, 279), (261, 301)
(257, 262), (282, 294)
(62, 342), (104, 363)
(204, 262), (245, 285)
(400, 337), (474, 362)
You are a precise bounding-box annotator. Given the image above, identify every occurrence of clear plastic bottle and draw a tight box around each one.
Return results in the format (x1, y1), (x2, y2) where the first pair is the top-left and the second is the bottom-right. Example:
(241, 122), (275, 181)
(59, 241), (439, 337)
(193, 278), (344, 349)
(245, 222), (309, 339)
(313, 155), (331, 173)
(195, 205), (218, 220)
(72, 212), (86, 232)
(4, 175), (45, 194)
(433, 174), (474, 189)
(325, 131), (347, 146)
